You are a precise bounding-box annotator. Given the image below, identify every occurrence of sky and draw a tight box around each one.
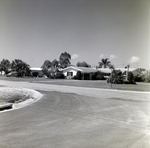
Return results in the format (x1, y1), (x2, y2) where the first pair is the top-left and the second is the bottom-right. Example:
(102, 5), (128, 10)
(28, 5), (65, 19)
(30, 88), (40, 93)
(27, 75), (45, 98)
(0, 0), (150, 69)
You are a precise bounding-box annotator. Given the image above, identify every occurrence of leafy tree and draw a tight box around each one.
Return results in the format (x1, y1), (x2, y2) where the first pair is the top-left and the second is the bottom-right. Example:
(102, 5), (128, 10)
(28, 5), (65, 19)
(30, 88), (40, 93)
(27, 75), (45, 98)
(143, 70), (150, 83)
(76, 61), (91, 67)
(127, 72), (136, 84)
(136, 68), (146, 73)
(49, 59), (59, 78)
(107, 69), (124, 84)
(134, 68), (146, 82)
(59, 52), (71, 68)
(41, 60), (51, 77)
(11, 59), (30, 77)
(98, 58), (111, 68)
(0, 59), (11, 75)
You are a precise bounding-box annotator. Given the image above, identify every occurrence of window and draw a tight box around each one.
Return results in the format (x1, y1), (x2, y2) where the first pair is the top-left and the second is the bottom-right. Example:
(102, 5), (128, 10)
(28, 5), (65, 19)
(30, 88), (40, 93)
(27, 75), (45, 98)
(67, 72), (73, 76)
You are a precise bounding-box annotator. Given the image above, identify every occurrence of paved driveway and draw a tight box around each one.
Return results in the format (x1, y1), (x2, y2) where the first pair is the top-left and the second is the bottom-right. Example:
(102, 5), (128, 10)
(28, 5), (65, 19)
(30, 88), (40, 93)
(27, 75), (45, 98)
(0, 80), (150, 148)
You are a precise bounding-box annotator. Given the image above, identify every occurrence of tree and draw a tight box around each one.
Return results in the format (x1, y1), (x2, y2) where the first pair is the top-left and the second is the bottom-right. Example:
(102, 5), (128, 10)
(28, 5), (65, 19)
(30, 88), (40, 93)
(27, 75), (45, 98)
(98, 58), (111, 68)
(0, 59), (11, 75)
(107, 69), (124, 84)
(11, 59), (30, 77)
(59, 52), (71, 68)
(76, 61), (91, 67)
(49, 59), (59, 78)
(134, 68), (146, 82)
(98, 62), (103, 68)
(128, 72), (136, 84)
(143, 70), (150, 83)
(41, 60), (51, 77)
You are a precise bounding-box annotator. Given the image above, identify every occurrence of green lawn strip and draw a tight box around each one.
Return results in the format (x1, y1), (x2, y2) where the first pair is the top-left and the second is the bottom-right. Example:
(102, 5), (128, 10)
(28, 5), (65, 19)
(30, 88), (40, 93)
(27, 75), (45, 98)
(0, 76), (150, 91)
(35, 80), (150, 92)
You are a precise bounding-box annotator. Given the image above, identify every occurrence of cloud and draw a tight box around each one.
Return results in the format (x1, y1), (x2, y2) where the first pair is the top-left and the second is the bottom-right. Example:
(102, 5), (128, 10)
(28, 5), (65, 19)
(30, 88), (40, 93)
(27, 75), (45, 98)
(109, 54), (117, 60)
(99, 54), (104, 59)
(99, 54), (117, 60)
(128, 56), (140, 63)
(71, 54), (79, 60)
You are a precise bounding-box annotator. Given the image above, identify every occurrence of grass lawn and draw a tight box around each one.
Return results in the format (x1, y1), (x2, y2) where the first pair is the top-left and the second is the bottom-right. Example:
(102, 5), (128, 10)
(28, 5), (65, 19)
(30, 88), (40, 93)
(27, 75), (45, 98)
(0, 76), (150, 92)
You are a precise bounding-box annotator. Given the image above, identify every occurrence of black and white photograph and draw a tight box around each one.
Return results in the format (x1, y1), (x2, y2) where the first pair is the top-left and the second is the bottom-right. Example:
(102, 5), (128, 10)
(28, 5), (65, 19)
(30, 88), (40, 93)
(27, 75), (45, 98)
(0, 0), (150, 147)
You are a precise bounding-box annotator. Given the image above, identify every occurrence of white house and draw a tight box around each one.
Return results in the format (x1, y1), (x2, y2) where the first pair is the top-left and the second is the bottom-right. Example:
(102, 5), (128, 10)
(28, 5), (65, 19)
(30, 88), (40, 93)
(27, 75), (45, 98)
(95, 67), (137, 79)
(30, 67), (43, 77)
(61, 66), (97, 80)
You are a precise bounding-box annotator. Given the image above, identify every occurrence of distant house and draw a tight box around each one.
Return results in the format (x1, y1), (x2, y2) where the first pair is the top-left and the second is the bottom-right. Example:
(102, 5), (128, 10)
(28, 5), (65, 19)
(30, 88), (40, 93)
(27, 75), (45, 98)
(30, 67), (43, 77)
(96, 68), (111, 79)
(61, 66), (97, 80)
(96, 67), (137, 79)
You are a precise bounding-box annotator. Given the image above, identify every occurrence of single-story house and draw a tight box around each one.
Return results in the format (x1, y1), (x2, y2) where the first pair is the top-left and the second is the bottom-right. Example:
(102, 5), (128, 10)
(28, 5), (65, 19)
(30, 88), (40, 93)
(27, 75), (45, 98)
(96, 67), (137, 78)
(61, 66), (97, 80)
(96, 68), (111, 78)
(30, 67), (43, 77)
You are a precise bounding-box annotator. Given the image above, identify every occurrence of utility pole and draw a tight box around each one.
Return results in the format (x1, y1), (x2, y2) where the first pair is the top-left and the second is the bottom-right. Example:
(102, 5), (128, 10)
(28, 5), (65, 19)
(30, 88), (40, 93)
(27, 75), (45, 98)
(109, 64), (114, 88)
(125, 64), (130, 81)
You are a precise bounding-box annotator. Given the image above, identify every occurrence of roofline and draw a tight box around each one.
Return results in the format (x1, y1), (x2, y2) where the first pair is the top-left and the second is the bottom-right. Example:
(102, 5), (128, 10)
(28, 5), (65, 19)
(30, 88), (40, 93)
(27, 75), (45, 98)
(61, 66), (83, 72)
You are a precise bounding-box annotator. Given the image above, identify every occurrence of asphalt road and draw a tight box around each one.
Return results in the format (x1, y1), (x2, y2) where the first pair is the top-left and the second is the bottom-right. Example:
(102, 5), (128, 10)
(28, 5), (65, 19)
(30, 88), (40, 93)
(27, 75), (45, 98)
(0, 80), (150, 148)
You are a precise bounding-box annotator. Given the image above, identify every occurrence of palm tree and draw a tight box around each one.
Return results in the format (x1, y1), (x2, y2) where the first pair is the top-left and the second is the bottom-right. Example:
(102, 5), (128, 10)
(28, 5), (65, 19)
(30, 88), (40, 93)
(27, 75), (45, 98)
(98, 58), (111, 68)
(98, 62), (103, 68)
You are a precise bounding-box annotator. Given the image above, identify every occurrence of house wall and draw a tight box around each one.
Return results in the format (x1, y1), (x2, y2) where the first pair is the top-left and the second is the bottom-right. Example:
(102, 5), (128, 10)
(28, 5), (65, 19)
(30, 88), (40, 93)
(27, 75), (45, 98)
(31, 70), (43, 77)
(63, 69), (78, 78)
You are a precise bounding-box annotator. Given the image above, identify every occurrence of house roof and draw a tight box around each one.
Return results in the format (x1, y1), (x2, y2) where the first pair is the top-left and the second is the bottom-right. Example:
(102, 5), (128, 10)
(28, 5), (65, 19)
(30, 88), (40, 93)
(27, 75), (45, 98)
(61, 66), (97, 73)
(30, 67), (42, 71)
(96, 67), (137, 73)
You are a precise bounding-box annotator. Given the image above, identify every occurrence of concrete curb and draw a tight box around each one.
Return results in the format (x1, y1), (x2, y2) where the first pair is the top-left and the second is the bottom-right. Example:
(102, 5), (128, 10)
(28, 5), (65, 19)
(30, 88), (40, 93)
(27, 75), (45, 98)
(0, 103), (13, 111)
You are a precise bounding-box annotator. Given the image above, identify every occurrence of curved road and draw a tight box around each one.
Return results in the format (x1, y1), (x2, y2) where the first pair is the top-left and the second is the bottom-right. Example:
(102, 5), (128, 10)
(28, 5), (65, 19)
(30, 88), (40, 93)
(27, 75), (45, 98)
(0, 80), (150, 148)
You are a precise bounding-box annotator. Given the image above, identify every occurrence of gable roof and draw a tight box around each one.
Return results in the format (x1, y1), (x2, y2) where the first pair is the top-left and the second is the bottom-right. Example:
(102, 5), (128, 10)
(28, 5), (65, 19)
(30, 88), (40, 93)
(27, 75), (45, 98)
(96, 67), (137, 73)
(30, 67), (42, 71)
(61, 66), (97, 73)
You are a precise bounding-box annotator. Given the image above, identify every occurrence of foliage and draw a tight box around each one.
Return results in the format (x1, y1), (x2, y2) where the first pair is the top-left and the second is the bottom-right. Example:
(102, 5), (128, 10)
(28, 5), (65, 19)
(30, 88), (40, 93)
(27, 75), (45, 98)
(133, 68), (146, 82)
(49, 59), (59, 78)
(107, 69), (124, 84)
(134, 75), (144, 82)
(59, 52), (71, 68)
(11, 59), (30, 77)
(98, 58), (111, 68)
(127, 72), (136, 84)
(55, 71), (65, 79)
(76, 61), (91, 67)
(41, 60), (51, 77)
(94, 71), (106, 80)
(0, 59), (11, 74)
(143, 70), (150, 83)
(76, 71), (82, 80)
(136, 68), (146, 73)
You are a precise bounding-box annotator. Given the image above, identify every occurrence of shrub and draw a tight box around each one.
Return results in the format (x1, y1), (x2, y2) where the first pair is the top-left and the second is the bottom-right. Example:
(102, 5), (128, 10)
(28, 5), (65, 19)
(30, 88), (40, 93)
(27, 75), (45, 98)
(143, 70), (150, 83)
(76, 71), (82, 80)
(95, 71), (106, 80)
(128, 72), (136, 84)
(72, 75), (77, 80)
(134, 75), (144, 82)
(55, 72), (65, 79)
